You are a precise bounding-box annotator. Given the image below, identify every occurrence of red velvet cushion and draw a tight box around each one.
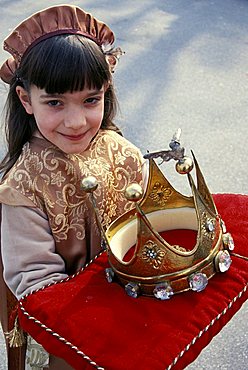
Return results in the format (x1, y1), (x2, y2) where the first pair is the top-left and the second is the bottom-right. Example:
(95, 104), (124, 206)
(18, 194), (248, 369)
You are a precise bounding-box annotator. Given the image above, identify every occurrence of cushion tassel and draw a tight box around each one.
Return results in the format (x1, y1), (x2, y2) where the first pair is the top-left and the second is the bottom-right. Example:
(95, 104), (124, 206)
(5, 316), (25, 347)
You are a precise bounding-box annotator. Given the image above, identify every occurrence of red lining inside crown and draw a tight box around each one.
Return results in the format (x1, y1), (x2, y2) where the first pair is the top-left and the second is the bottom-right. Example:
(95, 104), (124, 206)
(123, 229), (197, 261)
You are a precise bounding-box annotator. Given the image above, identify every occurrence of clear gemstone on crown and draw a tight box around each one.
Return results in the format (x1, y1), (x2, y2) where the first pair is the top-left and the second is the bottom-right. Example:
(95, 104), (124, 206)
(105, 267), (115, 283)
(215, 250), (232, 272)
(125, 282), (140, 298)
(153, 282), (174, 300)
(222, 233), (235, 251)
(221, 220), (227, 233)
(206, 219), (215, 232)
(189, 273), (208, 292)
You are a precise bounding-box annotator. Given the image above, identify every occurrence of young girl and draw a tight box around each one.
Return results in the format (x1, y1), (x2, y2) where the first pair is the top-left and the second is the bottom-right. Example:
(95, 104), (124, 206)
(0, 4), (144, 369)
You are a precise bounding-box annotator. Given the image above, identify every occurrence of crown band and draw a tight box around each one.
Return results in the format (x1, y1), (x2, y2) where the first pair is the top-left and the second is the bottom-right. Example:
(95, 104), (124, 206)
(109, 260), (217, 296)
(106, 206), (224, 297)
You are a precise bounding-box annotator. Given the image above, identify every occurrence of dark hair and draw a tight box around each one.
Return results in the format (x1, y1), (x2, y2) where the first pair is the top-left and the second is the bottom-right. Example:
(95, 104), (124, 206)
(0, 34), (121, 176)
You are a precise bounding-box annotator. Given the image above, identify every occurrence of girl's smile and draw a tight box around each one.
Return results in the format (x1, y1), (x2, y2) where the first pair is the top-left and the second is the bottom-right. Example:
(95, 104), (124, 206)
(60, 133), (88, 141)
(16, 85), (105, 154)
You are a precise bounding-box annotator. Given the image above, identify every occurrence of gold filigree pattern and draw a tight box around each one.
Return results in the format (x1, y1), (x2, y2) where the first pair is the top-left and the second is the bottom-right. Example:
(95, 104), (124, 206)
(149, 182), (172, 206)
(140, 240), (165, 269)
(0, 130), (144, 246)
(173, 245), (188, 252)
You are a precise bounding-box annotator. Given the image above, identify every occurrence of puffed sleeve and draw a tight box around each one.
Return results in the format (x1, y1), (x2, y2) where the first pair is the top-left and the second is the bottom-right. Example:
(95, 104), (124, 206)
(1, 204), (68, 299)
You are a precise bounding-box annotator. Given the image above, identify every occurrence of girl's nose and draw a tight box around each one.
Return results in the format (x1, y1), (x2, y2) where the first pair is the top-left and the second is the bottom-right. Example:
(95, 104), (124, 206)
(64, 107), (86, 129)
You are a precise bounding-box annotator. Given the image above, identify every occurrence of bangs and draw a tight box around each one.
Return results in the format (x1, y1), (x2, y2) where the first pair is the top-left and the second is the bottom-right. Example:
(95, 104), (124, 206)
(21, 35), (110, 93)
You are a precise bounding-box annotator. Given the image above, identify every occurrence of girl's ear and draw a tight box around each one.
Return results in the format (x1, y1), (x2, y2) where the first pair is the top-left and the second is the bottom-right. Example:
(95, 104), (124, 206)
(16, 86), (33, 114)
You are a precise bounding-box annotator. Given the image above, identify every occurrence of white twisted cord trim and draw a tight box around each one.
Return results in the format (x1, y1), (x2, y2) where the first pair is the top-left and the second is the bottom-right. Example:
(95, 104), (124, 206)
(19, 250), (106, 369)
(19, 251), (248, 370)
(166, 283), (248, 370)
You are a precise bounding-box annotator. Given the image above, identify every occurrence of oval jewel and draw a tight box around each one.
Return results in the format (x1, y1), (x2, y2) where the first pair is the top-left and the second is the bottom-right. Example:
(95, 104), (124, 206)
(153, 282), (174, 300)
(215, 250), (232, 272)
(105, 268), (115, 283)
(125, 282), (140, 298)
(222, 233), (235, 251)
(189, 272), (208, 292)
(206, 219), (215, 232)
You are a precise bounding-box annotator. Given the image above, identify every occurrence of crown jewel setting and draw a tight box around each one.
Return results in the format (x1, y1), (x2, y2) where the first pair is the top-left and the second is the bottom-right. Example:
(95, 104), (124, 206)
(81, 129), (234, 300)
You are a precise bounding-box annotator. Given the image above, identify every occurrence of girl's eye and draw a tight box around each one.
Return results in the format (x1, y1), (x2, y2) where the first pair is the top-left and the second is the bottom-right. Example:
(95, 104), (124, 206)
(48, 100), (61, 107)
(84, 97), (101, 104)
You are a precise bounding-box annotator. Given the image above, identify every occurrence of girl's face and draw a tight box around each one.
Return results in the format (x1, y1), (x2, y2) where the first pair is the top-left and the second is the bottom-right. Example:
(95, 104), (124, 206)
(16, 84), (105, 154)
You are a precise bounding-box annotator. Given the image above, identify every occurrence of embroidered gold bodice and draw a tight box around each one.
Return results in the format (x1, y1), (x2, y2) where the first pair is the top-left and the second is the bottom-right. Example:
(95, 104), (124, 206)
(0, 130), (144, 273)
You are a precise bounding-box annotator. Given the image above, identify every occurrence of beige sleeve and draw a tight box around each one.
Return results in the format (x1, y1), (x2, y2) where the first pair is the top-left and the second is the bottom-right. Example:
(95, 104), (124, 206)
(1, 205), (68, 300)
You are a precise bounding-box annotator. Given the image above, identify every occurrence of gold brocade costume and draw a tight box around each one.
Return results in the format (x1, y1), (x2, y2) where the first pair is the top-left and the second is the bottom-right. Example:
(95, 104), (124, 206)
(0, 129), (144, 274)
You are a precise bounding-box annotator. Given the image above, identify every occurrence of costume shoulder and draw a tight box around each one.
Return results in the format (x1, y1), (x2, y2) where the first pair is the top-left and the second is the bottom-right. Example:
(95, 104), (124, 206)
(100, 129), (142, 152)
(95, 129), (145, 166)
(76, 129), (144, 183)
(0, 137), (73, 209)
(72, 129), (144, 228)
(0, 184), (35, 207)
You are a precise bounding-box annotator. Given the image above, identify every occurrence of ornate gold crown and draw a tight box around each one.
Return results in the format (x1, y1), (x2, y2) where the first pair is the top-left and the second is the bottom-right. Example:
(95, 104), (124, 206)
(81, 130), (234, 300)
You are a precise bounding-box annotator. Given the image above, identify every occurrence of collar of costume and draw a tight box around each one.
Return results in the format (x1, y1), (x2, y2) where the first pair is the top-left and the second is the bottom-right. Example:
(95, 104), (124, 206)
(0, 4), (115, 83)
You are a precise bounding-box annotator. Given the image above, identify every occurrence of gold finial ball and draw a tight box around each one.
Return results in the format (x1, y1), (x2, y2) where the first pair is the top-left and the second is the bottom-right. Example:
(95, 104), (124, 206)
(175, 156), (194, 174)
(81, 176), (98, 192)
(125, 183), (143, 202)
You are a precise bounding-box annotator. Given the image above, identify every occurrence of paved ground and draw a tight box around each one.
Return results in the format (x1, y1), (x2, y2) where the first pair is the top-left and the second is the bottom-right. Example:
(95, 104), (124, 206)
(0, 0), (248, 369)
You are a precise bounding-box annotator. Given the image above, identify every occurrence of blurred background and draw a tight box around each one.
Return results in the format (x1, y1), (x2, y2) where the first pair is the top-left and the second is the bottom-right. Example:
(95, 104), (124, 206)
(0, 1), (247, 369)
